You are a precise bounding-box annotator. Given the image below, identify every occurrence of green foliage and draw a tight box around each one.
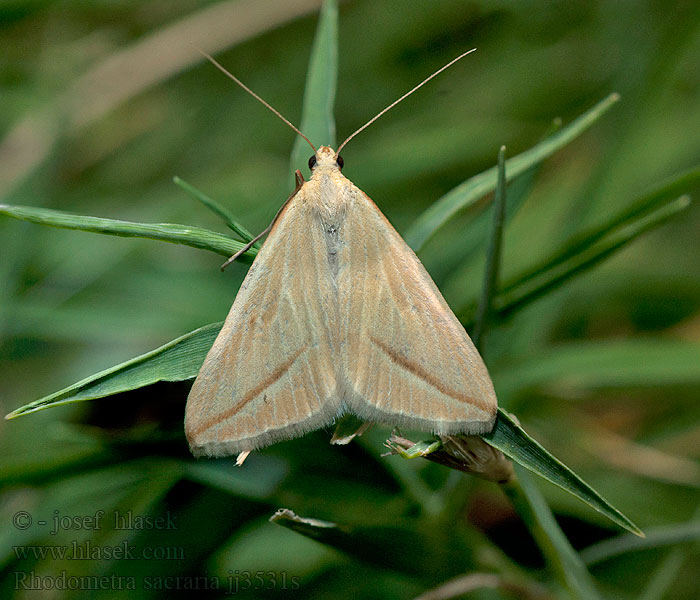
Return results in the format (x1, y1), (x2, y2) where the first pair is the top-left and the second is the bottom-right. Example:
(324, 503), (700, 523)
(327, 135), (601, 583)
(0, 203), (257, 262)
(405, 93), (621, 251)
(290, 0), (338, 177)
(485, 410), (641, 536)
(1, 1), (699, 599)
(4, 323), (222, 418)
(504, 467), (603, 599)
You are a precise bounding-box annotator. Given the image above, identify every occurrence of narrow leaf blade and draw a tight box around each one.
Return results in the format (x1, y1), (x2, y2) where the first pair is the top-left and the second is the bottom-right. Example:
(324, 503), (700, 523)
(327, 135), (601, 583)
(505, 466), (603, 599)
(270, 508), (478, 577)
(406, 93), (621, 250)
(290, 0), (338, 176)
(0, 204), (255, 262)
(492, 195), (691, 319)
(5, 323), (222, 419)
(494, 339), (700, 397)
(581, 520), (700, 566)
(472, 145), (507, 350)
(173, 175), (256, 242)
(483, 409), (643, 536)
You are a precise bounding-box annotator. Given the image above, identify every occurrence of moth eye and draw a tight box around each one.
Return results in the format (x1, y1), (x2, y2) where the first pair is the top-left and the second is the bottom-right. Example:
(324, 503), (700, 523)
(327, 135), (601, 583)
(336, 154), (344, 169)
(308, 155), (317, 169)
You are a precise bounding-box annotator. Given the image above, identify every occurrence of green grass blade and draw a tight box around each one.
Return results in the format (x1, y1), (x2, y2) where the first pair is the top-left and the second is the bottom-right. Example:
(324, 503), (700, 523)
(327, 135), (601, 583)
(5, 323), (222, 419)
(581, 520), (700, 566)
(491, 195), (691, 319)
(0, 204), (256, 262)
(453, 119), (563, 270)
(270, 508), (478, 577)
(290, 0), (338, 177)
(504, 466), (603, 599)
(423, 118), (563, 290)
(585, 509), (700, 600)
(0, 457), (181, 572)
(173, 175), (255, 242)
(472, 145), (507, 350)
(483, 409), (643, 536)
(0, 444), (116, 486)
(638, 551), (687, 600)
(494, 339), (700, 396)
(487, 164), (700, 318)
(405, 93), (621, 251)
(549, 164), (700, 267)
(456, 186), (693, 324)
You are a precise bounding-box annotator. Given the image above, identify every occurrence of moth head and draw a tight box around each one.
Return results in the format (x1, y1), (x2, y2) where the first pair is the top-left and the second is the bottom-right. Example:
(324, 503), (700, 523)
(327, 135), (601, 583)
(309, 146), (344, 171)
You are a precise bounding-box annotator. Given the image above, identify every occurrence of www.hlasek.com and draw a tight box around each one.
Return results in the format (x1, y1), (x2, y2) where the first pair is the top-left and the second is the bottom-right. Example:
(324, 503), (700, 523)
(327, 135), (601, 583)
(13, 570), (301, 593)
(13, 540), (183, 561)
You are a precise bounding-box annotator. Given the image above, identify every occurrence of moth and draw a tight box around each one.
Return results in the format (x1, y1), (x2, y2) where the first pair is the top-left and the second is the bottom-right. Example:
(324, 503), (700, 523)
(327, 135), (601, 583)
(185, 49), (497, 457)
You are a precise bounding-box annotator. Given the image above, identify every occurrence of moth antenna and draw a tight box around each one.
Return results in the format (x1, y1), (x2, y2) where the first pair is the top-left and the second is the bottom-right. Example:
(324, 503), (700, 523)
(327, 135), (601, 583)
(335, 48), (476, 157)
(196, 47), (316, 153)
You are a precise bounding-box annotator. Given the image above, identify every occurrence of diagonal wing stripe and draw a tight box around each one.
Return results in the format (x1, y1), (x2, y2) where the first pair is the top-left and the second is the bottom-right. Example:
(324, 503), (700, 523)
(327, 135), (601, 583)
(190, 343), (308, 437)
(369, 335), (489, 410)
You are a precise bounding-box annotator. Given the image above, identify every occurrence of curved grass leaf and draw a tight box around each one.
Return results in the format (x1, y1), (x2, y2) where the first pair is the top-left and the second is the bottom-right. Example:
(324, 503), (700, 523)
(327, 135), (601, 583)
(405, 93), (621, 251)
(472, 145), (507, 350)
(270, 508), (478, 577)
(290, 0), (337, 177)
(547, 165), (700, 266)
(173, 175), (256, 242)
(587, 510), (700, 600)
(484, 409), (643, 536)
(494, 339), (700, 396)
(430, 118), (564, 284)
(457, 190), (693, 323)
(638, 551), (688, 600)
(504, 466), (603, 599)
(475, 165), (700, 322)
(0, 457), (182, 571)
(491, 195), (691, 319)
(0, 443), (118, 486)
(581, 520), (700, 566)
(0, 204), (256, 263)
(635, 505), (700, 600)
(5, 323), (222, 419)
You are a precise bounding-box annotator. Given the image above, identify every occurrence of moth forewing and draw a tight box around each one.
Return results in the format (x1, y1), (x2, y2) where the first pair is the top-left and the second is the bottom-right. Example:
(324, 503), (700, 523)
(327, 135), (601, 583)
(185, 175), (341, 457)
(335, 177), (497, 434)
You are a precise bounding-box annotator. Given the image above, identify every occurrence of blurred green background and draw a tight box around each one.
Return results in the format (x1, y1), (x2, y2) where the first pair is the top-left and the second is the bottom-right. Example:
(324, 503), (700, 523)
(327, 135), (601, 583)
(1, 1), (699, 598)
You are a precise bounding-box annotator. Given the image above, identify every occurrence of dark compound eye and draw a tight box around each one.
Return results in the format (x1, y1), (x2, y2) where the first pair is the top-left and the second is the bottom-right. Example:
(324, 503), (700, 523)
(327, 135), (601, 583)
(308, 155), (317, 169)
(336, 154), (344, 169)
